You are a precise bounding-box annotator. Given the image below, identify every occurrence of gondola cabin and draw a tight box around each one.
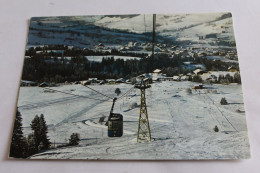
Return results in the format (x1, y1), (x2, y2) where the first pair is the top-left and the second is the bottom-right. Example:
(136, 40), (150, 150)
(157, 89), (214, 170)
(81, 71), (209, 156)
(107, 97), (123, 137)
(108, 113), (123, 137)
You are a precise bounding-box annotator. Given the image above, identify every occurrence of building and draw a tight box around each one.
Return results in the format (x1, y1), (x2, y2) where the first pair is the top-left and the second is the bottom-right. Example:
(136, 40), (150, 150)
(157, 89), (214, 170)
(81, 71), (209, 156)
(82, 80), (91, 86)
(88, 78), (98, 83)
(107, 79), (116, 85)
(116, 78), (126, 83)
(153, 69), (162, 73)
(193, 69), (207, 75)
(173, 76), (180, 81)
(180, 75), (189, 81)
(161, 77), (173, 81)
(228, 66), (238, 72)
(20, 80), (37, 86)
(39, 82), (48, 87)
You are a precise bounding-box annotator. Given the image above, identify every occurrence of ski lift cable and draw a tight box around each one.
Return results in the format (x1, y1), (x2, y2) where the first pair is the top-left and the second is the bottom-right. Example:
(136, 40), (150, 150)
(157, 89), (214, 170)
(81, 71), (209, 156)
(43, 87), (111, 102)
(82, 85), (114, 99)
(202, 90), (238, 132)
(194, 89), (224, 131)
(117, 86), (135, 101)
(117, 90), (132, 101)
(195, 89), (229, 132)
(118, 86), (135, 99)
(76, 48), (114, 100)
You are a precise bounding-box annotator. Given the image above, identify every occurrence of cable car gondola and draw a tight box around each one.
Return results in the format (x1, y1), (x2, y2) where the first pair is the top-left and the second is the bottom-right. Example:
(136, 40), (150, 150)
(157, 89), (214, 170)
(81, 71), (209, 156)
(107, 98), (123, 137)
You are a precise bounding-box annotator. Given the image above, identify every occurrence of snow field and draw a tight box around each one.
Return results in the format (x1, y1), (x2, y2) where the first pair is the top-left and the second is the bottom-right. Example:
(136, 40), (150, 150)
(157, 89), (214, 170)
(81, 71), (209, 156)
(17, 81), (250, 159)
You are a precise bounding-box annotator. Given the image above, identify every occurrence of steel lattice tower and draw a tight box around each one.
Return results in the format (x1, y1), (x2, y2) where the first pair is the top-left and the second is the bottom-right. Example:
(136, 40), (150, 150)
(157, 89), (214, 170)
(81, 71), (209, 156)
(135, 78), (151, 142)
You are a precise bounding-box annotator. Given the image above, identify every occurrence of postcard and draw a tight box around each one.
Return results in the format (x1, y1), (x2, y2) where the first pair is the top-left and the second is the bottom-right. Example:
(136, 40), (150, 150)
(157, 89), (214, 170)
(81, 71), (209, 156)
(9, 13), (250, 160)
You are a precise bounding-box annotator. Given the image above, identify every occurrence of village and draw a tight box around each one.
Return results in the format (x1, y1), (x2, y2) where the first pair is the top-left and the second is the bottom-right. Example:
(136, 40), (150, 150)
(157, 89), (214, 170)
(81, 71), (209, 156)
(22, 40), (240, 88)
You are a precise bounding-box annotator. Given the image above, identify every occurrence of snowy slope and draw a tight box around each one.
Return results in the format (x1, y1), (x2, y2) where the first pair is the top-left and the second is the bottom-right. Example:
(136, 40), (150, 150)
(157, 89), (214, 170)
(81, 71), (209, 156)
(27, 13), (235, 48)
(28, 16), (150, 48)
(95, 13), (226, 34)
(17, 81), (250, 160)
(95, 14), (153, 33)
(95, 13), (235, 43)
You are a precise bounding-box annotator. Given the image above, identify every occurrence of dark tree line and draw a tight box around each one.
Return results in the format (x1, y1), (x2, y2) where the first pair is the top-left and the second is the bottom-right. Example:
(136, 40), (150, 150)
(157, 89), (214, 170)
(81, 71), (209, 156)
(9, 110), (51, 158)
(217, 72), (241, 84)
(22, 50), (186, 83)
(26, 46), (148, 58)
(23, 46), (240, 84)
(10, 109), (82, 158)
(194, 56), (239, 72)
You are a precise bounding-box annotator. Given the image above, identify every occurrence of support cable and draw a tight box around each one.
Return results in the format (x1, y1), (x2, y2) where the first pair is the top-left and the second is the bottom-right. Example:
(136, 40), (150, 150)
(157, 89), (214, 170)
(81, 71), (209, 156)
(43, 87), (111, 102)
(82, 85), (113, 99)
(202, 90), (238, 132)
(194, 89), (223, 131)
(117, 86), (135, 101)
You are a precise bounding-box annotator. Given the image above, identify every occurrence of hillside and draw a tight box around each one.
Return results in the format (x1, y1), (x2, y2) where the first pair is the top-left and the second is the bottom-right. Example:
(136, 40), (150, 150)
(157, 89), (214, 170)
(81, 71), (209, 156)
(17, 82), (250, 160)
(27, 13), (235, 48)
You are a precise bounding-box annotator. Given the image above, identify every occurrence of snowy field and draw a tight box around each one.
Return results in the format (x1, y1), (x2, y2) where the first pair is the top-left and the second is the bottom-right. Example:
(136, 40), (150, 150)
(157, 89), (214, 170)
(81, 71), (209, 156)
(17, 81), (250, 160)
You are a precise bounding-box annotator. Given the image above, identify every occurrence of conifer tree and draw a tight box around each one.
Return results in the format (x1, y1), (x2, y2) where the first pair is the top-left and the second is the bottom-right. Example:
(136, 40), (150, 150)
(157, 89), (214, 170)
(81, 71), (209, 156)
(39, 114), (51, 150)
(220, 97), (228, 105)
(9, 109), (27, 158)
(68, 133), (80, 146)
(30, 114), (51, 151)
(115, 88), (121, 96)
(31, 115), (41, 151)
(214, 125), (219, 132)
(27, 133), (37, 156)
(234, 72), (241, 84)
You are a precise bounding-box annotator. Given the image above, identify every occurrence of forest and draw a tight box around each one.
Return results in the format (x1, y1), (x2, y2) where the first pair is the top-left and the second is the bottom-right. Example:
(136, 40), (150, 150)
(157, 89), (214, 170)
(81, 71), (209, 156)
(22, 45), (239, 84)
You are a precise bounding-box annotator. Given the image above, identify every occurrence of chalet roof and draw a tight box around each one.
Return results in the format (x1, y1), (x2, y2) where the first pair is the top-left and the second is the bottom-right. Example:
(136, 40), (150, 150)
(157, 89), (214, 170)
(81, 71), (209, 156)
(193, 69), (202, 74)
(153, 69), (162, 73)
(193, 69), (207, 75)
(89, 78), (98, 80)
(39, 82), (48, 87)
(107, 79), (116, 82)
(228, 66), (236, 70)
(21, 80), (36, 84)
(116, 78), (126, 82)
(173, 76), (180, 80)
(180, 75), (189, 79)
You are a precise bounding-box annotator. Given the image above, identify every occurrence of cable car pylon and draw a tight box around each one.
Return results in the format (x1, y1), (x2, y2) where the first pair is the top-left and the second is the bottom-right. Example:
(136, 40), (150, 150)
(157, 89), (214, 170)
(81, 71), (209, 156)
(135, 76), (151, 142)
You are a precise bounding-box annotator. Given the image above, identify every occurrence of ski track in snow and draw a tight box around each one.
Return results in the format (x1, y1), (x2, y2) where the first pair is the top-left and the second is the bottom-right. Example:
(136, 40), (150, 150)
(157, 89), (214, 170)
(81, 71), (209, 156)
(55, 100), (105, 126)
(17, 82), (250, 160)
(19, 96), (82, 110)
